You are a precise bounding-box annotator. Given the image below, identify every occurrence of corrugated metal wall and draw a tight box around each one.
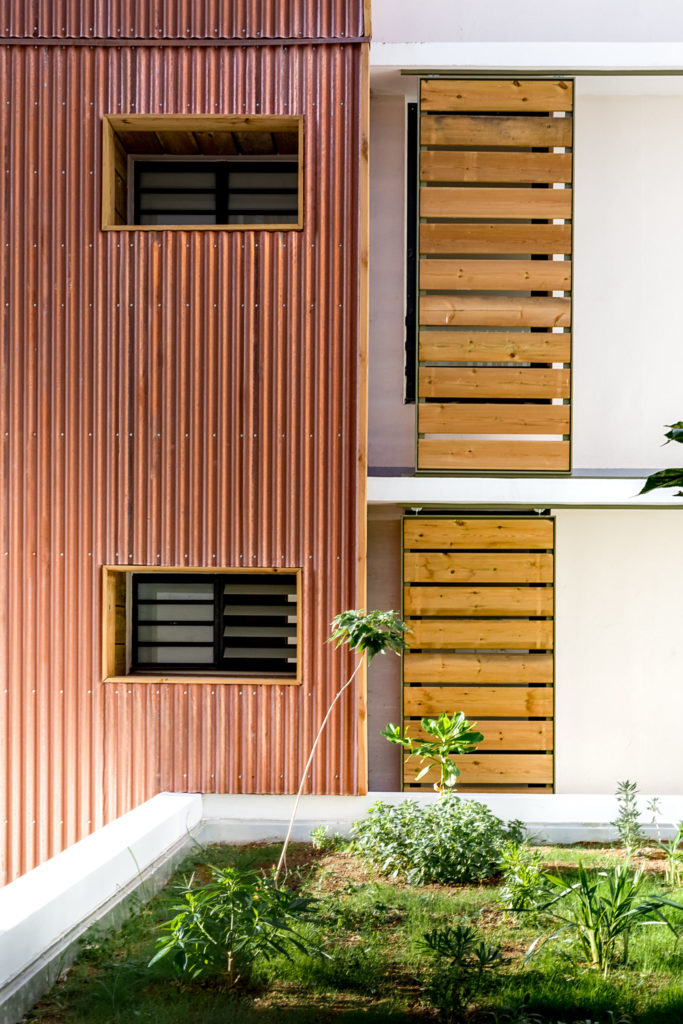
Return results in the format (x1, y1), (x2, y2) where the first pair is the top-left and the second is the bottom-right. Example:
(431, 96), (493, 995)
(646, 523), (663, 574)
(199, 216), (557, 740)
(0, 3), (368, 885)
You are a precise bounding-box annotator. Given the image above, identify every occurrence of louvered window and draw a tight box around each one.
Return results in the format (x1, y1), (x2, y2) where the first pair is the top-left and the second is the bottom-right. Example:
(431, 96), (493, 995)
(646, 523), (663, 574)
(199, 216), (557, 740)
(123, 571), (299, 679)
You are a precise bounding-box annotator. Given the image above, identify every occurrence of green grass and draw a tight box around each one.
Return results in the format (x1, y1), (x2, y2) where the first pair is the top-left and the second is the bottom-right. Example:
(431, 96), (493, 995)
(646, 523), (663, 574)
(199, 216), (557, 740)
(22, 841), (683, 1024)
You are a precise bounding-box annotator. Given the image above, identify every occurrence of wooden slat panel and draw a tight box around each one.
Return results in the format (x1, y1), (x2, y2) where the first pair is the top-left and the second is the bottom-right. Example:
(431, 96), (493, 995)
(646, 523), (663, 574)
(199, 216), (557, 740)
(418, 439), (570, 471)
(421, 149), (572, 184)
(421, 114), (572, 148)
(403, 652), (554, 684)
(419, 403), (570, 436)
(421, 186), (571, 221)
(404, 518), (553, 550)
(419, 331), (571, 364)
(404, 551), (553, 584)
(419, 367), (570, 399)
(404, 585), (553, 617)
(404, 685), (553, 717)
(420, 222), (572, 256)
(404, 719), (554, 751)
(404, 754), (554, 785)
(420, 294), (571, 328)
(407, 619), (554, 650)
(420, 259), (571, 292)
(421, 79), (573, 114)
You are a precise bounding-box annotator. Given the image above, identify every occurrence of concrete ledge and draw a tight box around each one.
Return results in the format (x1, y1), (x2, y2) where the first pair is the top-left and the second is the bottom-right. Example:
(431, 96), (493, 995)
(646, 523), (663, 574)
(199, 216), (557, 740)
(0, 793), (202, 1024)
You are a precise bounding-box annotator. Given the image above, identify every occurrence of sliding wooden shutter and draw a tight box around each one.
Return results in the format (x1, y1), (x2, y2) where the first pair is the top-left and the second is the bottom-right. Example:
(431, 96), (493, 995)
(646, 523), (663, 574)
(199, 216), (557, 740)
(402, 516), (554, 791)
(417, 79), (572, 473)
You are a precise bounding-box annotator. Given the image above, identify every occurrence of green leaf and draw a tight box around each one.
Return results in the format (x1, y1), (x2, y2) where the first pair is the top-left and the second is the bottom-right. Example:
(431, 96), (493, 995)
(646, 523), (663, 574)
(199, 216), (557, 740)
(639, 468), (683, 495)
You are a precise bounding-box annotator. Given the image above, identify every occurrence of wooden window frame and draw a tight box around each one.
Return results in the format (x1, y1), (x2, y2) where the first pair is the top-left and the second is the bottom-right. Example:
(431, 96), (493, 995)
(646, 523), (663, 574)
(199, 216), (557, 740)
(101, 114), (305, 232)
(102, 565), (302, 685)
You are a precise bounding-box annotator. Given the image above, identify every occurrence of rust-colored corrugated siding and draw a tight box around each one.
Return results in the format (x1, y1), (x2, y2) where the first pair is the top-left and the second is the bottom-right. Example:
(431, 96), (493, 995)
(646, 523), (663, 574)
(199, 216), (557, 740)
(0, 38), (366, 885)
(1, 0), (366, 40)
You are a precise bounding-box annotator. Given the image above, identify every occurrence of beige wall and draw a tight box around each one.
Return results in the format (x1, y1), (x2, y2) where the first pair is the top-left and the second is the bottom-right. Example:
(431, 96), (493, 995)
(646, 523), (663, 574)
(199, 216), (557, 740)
(554, 509), (683, 793)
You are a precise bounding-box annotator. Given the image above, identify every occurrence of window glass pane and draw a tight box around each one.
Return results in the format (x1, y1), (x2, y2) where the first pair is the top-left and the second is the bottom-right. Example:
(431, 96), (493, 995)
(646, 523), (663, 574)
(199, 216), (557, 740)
(228, 193), (298, 212)
(228, 172), (299, 189)
(138, 646), (214, 664)
(138, 602), (212, 622)
(139, 170), (217, 189)
(137, 581), (213, 601)
(140, 193), (217, 212)
(138, 625), (214, 643)
(229, 213), (298, 224)
(140, 213), (218, 224)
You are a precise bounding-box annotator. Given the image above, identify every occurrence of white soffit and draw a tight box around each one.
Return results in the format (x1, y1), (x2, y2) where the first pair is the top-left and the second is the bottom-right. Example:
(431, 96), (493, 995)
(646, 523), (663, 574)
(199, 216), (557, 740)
(366, 475), (683, 507)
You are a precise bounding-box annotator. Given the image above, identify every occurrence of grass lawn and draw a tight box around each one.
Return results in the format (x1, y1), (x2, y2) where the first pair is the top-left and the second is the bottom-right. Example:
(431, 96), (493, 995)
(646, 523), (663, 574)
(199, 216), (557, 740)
(21, 841), (683, 1024)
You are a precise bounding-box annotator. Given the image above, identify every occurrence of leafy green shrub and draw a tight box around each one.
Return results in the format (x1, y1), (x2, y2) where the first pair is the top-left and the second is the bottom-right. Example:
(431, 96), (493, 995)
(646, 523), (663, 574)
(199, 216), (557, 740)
(149, 865), (314, 988)
(351, 794), (524, 885)
(611, 781), (645, 853)
(498, 841), (547, 918)
(420, 919), (506, 1021)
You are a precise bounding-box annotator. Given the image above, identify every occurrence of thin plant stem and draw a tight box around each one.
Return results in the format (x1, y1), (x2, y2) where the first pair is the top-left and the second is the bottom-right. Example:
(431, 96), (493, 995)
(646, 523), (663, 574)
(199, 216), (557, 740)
(274, 657), (364, 884)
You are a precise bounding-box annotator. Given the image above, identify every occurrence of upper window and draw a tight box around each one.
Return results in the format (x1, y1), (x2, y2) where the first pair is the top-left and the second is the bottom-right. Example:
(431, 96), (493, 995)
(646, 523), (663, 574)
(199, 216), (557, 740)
(102, 567), (301, 684)
(102, 115), (303, 231)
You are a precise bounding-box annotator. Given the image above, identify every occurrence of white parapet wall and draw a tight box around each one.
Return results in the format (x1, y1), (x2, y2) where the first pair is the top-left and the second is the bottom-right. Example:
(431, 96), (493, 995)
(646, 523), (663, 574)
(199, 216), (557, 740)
(4, 789), (683, 1024)
(0, 792), (202, 1024)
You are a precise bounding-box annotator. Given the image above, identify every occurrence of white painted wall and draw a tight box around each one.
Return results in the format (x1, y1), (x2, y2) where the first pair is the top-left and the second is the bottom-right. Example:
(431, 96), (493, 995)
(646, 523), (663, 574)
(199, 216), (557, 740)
(368, 77), (683, 473)
(554, 509), (683, 793)
(370, 0), (683, 43)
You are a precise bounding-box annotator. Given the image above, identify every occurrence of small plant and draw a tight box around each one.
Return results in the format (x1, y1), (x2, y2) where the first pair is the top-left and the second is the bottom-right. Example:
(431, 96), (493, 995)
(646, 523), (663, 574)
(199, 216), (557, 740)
(497, 841), (547, 919)
(310, 825), (344, 853)
(652, 820), (683, 888)
(351, 793), (523, 885)
(420, 920), (506, 1021)
(611, 780), (645, 853)
(639, 421), (683, 495)
(526, 860), (683, 977)
(382, 711), (483, 793)
(274, 609), (407, 881)
(149, 865), (314, 987)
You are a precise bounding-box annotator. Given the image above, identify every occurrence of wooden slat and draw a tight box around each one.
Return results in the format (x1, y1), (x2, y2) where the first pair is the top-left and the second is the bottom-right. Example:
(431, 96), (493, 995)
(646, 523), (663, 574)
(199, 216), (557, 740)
(404, 719), (554, 751)
(420, 258), (571, 292)
(419, 367), (570, 399)
(403, 652), (554, 684)
(421, 79), (573, 114)
(418, 331), (571, 364)
(404, 754), (554, 785)
(421, 186), (571, 221)
(418, 439), (570, 471)
(404, 551), (553, 584)
(404, 685), (553, 717)
(420, 294), (571, 328)
(420, 222), (572, 256)
(407, 619), (554, 650)
(404, 517), (553, 550)
(418, 403), (570, 436)
(404, 585), (553, 617)
(421, 114), (572, 148)
(420, 149), (572, 184)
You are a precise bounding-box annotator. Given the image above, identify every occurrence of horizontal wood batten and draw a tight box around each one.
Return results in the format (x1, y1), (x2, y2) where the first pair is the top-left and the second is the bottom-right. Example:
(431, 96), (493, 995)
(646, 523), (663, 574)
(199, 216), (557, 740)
(420, 186), (572, 220)
(403, 652), (554, 684)
(407, 618), (554, 650)
(420, 79), (573, 113)
(418, 439), (570, 471)
(404, 518), (554, 550)
(419, 366), (570, 400)
(420, 149), (572, 184)
(418, 403), (570, 435)
(421, 114), (572, 148)
(418, 331), (571, 363)
(420, 222), (572, 255)
(403, 685), (554, 717)
(404, 586), (554, 617)
(404, 719), (554, 751)
(404, 552), (554, 584)
(403, 754), (554, 785)
(420, 294), (571, 328)
(420, 258), (571, 292)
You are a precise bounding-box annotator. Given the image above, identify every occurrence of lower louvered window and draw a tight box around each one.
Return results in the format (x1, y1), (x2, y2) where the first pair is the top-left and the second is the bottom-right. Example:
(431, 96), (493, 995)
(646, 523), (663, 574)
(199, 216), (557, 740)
(102, 567), (300, 683)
